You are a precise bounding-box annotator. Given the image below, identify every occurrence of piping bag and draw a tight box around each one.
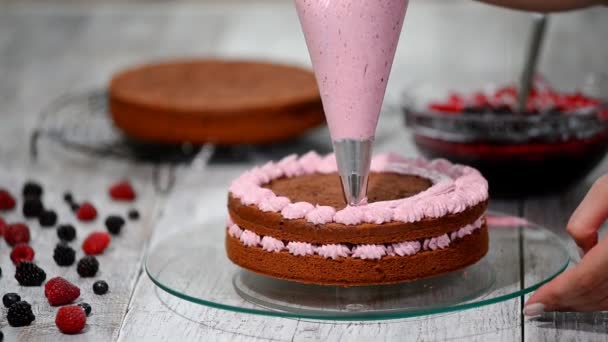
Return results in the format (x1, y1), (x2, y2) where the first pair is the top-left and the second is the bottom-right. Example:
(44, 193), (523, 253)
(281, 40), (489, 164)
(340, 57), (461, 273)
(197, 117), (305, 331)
(295, 0), (409, 205)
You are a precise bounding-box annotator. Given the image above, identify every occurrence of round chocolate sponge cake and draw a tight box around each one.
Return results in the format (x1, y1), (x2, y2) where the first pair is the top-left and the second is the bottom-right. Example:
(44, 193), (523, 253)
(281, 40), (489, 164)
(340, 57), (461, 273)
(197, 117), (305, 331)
(226, 152), (489, 286)
(109, 59), (325, 144)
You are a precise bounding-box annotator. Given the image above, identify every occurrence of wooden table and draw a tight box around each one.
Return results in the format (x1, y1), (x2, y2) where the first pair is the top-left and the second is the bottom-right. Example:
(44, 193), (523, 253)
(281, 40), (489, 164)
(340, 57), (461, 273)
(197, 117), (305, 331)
(0, 1), (607, 341)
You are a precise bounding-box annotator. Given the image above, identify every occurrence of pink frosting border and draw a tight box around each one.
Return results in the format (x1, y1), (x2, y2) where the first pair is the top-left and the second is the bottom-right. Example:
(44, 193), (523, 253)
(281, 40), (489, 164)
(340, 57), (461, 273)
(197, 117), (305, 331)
(227, 216), (485, 260)
(229, 151), (489, 225)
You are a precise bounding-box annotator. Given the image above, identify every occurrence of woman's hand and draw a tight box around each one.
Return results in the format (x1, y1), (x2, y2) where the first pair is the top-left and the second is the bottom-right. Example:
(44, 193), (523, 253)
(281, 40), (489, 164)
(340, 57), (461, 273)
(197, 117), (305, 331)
(524, 175), (608, 315)
(477, 0), (607, 12)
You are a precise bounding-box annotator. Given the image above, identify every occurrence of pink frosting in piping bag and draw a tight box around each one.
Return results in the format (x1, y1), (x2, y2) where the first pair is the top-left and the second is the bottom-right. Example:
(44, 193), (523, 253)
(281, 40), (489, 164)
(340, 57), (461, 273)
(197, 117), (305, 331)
(294, 0), (409, 140)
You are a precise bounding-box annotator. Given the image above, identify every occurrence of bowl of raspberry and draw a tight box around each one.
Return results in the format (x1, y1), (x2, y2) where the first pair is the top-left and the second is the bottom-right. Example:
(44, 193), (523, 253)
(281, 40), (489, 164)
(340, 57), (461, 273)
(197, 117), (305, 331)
(403, 78), (608, 196)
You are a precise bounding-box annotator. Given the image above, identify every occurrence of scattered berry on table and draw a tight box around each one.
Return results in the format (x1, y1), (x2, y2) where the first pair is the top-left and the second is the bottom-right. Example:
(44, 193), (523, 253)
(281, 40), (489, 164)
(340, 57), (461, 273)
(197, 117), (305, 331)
(76, 202), (97, 221)
(39, 210), (58, 227)
(77, 256), (99, 277)
(55, 305), (86, 334)
(109, 180), (136, 201)
(0, 217), (6, 236)
(7, 301), (35, 327)
(128, 209), (140, 221)
(0, 189), (16, 211)
(78, 302), (92, 316)
(53, 243), (76, 266)
(57, 224), (77, 242)
(14, 261), (46, 286)
(45, 277), (80, 306)
(105, 215), (125, 235)
(71, 203), (80, 212)
(0, 330), (3, 341)
(2, 293), (21, 308)
(93, 280), (109, 295)
(22, 198), (43, 218)
(63, 192), (74, 204)
(82, 231), (111, 255)
(0, 266), (2, 277)
(10, 243), (35, 265)
(4, 223), (30, 246)
(22, 181), (43, 199)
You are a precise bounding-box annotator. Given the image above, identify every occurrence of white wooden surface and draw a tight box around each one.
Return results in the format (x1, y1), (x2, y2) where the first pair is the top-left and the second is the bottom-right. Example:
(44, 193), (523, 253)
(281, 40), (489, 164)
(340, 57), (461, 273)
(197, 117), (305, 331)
(0, 1), (607, 341)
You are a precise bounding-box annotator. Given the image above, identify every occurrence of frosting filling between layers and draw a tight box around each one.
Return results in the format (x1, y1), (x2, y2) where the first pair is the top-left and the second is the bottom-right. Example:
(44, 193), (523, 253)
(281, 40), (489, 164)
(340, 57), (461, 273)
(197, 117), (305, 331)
(227, 216), (485, 260)
(229, 152), (489, 226)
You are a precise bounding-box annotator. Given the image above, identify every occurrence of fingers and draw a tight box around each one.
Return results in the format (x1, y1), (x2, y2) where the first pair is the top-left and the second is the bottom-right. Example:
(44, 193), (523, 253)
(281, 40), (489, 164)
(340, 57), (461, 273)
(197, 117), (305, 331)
(524, 234), (608, 314)
(567, 174), (608, 253)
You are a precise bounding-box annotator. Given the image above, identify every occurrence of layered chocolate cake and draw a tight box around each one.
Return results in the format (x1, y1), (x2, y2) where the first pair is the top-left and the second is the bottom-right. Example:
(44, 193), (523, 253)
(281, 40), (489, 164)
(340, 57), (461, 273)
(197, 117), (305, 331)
(226, 152), (489, 286)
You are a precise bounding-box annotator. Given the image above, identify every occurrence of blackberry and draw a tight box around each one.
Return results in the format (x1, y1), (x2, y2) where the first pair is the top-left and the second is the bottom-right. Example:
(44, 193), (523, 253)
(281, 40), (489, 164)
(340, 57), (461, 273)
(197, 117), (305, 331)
(53, 243), (76, 266)
(128, 209), (140, 221)
(39, 210), (57, 227)
(22, 182), (43, 199)
(63, 192), (74, 204)
(3, 293), (21, 308)
(93, 280), (109, 295)
(78, 302), (92, 316)
(77, 256), (99, 277)
(7, 301), (35, 327)
(0, 330), (3, 341)
(105, 215), (125, 235)
(0, 266), (2, 277)
(71, 203), (80, 212)
(57, 224), (76, 242)
(14, 262), (46, 286)
(22, 198), (43, 218)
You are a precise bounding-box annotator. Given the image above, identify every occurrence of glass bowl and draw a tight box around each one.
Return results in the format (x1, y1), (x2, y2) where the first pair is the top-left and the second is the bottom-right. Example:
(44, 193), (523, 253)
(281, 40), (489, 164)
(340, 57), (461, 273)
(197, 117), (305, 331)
(402, 82), (608, 196)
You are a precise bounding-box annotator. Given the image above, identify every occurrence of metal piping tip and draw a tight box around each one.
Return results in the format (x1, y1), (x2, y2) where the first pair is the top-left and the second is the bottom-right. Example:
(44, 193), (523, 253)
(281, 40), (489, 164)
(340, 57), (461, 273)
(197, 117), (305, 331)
(333, 139), (373, 206)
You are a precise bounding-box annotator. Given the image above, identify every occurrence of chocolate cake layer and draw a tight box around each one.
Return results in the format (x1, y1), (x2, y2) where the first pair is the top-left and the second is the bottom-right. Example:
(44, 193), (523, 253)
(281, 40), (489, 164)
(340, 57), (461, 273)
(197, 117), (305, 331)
(226, 224), (489, 286)
(109, 59), (325, 144)
(228, 172), (488, 245)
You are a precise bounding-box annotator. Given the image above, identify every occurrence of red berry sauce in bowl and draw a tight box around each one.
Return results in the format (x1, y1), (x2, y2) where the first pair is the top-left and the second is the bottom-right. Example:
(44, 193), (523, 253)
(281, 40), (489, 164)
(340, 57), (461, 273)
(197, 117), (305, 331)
(404, 78), (608, 196)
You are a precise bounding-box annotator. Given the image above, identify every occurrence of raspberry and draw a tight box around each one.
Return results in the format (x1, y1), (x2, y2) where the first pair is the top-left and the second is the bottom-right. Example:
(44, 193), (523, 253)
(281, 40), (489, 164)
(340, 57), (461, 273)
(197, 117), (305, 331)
(105, 215), (125, 235)
(3, 293), (21, 308)
(23, 198), (43, 218)
(77, 256), (99, 277)
(92, 280), (109, 295)
(45, 277), (80, 306)
(39, 210), (58, 227)
(57, 224), (76, 242)
(128, 209), (140, 221)
(78, 302), (92, 316)
(76, 202), (97, 221)
(22, 181), (43, 199)
(55, 305), (86, 334)
(0, 189), (16, 211)
(53, 243), (76, 266)
(109, 181), (136, 201)
(4, 223), (30, 246)
(82, 231), (111, 255)
(10, 243), (35, 265)
(14, 261), (46, 286)
(0, 217), (5, 236)
(7, 301), (35, 327)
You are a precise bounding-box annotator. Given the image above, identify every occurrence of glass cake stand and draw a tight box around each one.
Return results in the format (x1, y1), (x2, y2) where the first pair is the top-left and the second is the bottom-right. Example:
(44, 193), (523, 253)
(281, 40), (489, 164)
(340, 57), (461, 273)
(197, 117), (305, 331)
(145, 212), (570, 320)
